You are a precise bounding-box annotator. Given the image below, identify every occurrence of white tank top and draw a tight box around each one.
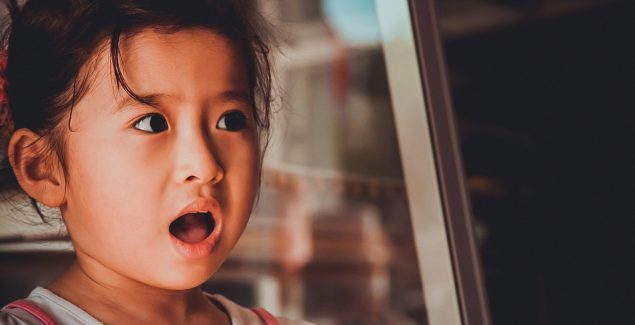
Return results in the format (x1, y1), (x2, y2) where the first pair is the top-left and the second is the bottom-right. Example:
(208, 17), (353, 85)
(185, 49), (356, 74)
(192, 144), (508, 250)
(0, 287), (311, 325)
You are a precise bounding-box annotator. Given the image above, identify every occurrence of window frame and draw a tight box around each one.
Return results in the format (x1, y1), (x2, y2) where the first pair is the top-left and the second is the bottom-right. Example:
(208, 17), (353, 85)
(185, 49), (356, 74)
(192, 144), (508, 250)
(407, 0), (491, 324)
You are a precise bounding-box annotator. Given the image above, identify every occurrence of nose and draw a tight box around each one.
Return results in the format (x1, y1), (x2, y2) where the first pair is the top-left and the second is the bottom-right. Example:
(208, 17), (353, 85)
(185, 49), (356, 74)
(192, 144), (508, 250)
(173, 127), (224, 186)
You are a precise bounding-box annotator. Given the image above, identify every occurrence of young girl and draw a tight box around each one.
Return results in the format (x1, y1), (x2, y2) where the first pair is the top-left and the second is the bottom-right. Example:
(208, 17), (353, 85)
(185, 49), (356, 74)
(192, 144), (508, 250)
(0, 0), (310, 324)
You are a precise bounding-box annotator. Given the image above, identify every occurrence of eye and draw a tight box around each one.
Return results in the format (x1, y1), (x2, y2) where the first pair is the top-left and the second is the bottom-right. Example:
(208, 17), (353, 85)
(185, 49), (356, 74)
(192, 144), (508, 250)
(134, 114), (168, 133)
(217, 110), (247, 132)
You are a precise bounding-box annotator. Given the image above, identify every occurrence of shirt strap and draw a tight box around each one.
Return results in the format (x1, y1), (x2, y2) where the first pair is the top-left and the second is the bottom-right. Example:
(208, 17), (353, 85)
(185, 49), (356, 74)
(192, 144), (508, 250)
(4, 299), (58, 325)
(250, 307), (279, 325)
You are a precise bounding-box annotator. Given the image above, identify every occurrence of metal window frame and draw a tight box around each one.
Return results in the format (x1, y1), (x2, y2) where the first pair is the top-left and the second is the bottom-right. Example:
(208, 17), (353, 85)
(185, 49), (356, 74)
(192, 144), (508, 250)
(407, 1), (491, 324)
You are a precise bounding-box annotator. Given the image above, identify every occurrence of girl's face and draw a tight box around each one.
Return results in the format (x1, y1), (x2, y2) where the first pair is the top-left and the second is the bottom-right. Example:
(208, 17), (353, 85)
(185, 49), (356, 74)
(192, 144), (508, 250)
(59, 28), (260, 289)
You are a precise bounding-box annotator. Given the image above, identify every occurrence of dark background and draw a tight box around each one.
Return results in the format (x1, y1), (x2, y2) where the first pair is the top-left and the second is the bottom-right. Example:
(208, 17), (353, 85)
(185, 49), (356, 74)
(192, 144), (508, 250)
(439, 0), (633, 323)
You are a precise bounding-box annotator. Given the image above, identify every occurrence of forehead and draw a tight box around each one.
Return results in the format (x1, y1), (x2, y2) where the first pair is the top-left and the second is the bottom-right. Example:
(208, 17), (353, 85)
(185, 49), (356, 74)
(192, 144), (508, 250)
(78, 27), (250, 110)
(121, 27), (248, 91)
(119, 27), (244, 66)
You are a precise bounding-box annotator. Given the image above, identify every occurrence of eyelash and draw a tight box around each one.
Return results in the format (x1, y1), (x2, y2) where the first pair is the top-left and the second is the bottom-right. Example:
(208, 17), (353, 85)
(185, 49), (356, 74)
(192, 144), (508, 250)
(134, 113), (168, 133)
(132, 110), (249, 133)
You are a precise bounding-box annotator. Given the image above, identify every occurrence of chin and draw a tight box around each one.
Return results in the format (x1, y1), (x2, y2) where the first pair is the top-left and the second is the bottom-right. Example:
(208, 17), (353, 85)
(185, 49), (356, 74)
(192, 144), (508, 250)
(149, 263), (220, 290)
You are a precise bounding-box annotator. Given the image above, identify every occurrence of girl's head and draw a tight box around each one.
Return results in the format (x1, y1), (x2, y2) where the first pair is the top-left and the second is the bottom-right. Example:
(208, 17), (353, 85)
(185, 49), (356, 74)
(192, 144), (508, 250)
(1, 0), (274, 289)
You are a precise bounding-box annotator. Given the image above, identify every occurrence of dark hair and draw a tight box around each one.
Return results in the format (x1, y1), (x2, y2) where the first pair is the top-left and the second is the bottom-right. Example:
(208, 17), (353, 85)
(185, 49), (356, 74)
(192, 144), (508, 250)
(0, 0), (275, 220)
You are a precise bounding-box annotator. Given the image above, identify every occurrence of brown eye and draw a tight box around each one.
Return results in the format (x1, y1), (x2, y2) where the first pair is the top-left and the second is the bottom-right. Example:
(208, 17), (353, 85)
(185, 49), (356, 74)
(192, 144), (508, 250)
(134, 114), (168, 133)
(217, 111), (246, 131)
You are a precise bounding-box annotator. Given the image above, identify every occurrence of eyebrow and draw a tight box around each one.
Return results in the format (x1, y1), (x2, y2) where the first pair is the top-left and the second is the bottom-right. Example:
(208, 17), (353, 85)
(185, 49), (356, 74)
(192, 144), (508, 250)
(116, 90), (252, 112)
(220, 90), (252, 104)
(116, 93), (164, 112)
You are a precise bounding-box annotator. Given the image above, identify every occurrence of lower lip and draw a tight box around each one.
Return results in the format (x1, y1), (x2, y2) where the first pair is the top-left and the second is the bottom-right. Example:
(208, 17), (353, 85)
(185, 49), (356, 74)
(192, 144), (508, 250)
(169, 222), (222, 259)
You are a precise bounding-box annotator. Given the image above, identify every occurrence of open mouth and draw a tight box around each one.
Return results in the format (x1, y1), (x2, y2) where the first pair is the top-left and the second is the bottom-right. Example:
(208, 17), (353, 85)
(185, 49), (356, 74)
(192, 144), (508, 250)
(169, 212), (215, 244)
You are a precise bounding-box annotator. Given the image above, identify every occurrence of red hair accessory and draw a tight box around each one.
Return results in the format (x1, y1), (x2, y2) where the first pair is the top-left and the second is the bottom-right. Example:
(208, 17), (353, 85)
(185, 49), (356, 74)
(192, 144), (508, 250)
(0, 46), (10, 127)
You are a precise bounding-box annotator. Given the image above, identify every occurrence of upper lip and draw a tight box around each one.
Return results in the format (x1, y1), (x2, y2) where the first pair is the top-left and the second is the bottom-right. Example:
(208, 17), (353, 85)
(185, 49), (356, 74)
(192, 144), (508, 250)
(172, 197), (222, 225)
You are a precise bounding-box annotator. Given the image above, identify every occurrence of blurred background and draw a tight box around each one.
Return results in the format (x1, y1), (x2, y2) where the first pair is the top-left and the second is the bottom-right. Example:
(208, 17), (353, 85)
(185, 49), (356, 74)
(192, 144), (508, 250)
(1, 0), (633, 324)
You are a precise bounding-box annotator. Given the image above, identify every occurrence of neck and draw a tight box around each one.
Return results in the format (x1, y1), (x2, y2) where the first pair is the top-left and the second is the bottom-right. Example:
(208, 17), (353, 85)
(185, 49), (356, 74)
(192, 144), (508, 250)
(48, 256), (229, 324)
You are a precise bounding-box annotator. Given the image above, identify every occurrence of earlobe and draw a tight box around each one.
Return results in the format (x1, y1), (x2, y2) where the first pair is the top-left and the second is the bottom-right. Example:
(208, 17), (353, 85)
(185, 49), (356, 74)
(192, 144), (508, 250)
(8, 128), (66, 208)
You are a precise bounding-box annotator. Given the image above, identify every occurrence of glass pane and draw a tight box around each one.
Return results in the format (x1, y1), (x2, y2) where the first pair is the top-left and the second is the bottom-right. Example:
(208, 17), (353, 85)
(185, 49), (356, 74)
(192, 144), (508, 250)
(0, 1), (464, 324)
(208, 0), (460, 324)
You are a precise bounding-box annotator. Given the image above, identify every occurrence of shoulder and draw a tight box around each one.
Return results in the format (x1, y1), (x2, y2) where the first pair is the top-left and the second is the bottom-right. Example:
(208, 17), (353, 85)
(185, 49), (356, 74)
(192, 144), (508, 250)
(208, 294), (314, 325)
(0, 308), (40, 325)
(1, 298), (54, 325)
(1, 287), (102, 325)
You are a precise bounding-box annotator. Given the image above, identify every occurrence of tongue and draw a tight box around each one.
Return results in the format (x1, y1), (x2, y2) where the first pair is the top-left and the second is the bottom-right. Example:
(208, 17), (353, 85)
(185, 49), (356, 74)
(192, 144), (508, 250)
(170, 212), (213, 243)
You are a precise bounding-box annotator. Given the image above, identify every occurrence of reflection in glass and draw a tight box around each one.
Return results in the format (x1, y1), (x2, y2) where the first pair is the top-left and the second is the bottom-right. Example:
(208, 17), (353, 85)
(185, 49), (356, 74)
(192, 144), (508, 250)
(208, 1), (429, 324)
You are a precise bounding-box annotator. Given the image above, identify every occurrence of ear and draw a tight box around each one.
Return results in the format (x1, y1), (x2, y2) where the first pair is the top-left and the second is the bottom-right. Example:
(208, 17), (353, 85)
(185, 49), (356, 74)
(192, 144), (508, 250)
(8, 128), (66, 208)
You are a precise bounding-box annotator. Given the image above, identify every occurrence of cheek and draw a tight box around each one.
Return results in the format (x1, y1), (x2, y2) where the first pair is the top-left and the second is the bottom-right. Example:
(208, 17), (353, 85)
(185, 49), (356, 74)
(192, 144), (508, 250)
(216, 136), (260, 231)
(62, 132), (166, 238)
(66, 127), (168, 189)
(229, 135), (260, 193)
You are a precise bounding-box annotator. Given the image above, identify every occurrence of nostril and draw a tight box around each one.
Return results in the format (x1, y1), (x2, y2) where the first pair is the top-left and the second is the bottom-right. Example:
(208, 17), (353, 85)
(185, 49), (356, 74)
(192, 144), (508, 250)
(181, 162), (224, 184)
(211, 170), (224, 184)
